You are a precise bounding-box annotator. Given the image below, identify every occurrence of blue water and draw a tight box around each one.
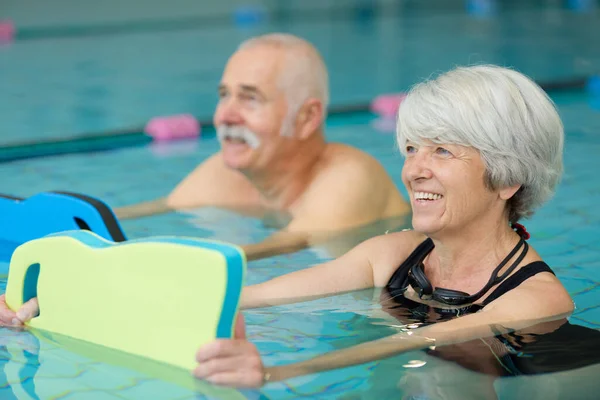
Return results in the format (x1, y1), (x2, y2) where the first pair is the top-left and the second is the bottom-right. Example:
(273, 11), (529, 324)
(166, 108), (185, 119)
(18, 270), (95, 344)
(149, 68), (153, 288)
(1, 0), (600, 398)
(2, 0), (600, 145)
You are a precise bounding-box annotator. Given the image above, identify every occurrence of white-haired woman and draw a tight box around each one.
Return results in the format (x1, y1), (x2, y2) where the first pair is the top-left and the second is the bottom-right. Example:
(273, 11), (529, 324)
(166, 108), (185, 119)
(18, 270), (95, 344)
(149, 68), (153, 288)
(192, 64), (575, 387)
(0, 65), (577, 389)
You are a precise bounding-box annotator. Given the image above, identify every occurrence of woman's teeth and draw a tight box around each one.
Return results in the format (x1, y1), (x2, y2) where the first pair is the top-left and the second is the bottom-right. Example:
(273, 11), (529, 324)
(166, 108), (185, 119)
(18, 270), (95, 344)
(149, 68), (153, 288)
(414, 192), (443, 200)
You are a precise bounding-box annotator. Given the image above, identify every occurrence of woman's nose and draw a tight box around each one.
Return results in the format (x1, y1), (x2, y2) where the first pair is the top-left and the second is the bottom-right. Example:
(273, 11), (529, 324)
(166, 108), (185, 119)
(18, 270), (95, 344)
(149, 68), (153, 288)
(403, 151), (433, 181)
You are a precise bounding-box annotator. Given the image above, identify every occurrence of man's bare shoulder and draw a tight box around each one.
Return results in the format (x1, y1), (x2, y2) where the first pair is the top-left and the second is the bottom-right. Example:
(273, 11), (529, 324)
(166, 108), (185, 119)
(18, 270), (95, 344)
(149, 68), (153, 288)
(194, 152), (233, 174)
(316, 143), (397, 186)
(323, 143), (386, 165)
(167, 152), (258, 209)
(177, 152), (248, 186)
(304, 143), (405, 205)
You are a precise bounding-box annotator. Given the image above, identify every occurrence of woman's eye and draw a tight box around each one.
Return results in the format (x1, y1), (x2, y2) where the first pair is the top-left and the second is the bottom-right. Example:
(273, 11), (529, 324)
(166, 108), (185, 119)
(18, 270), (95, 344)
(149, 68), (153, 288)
(436, 147), (452, 156)
(406, 145), (416, 153)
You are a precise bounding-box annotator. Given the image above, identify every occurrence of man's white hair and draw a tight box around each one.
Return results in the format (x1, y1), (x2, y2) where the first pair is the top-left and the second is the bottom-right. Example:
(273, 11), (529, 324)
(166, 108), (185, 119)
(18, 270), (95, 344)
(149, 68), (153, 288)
(396, 64), (564, 223)
(238, 33), (329, 136)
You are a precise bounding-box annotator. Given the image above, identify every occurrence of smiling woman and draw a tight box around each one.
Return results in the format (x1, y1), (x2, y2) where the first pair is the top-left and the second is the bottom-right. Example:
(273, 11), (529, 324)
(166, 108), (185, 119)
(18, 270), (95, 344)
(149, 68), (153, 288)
(397, 65), (564, 226)
(185, 64), (575, 389)
(401, 143), (503, 239)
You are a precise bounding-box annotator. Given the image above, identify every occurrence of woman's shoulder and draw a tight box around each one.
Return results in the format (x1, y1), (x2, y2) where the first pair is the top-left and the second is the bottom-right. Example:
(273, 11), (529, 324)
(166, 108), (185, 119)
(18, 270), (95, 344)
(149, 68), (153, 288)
(510, 248), (567, 295)
(364, 229), (429, 287)
(365, 229), (427, 252)
(484, 257), (574, 318)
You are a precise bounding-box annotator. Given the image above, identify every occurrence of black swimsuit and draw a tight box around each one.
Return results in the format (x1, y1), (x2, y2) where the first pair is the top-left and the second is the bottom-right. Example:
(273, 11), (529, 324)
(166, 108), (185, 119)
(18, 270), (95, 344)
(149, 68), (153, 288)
(383, 238), (554, 323)
(381, 238), (600, 376)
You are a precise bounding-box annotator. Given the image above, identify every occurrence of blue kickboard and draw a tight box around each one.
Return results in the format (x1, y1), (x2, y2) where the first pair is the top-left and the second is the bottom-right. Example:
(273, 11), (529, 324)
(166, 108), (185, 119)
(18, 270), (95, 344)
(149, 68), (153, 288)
(0, 191), (126, 263)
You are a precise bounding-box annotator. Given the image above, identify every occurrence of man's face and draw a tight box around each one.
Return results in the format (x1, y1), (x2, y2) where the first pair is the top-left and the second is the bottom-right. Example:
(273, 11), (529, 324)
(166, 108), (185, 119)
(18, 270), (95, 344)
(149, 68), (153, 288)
(213, 46), (294, 173)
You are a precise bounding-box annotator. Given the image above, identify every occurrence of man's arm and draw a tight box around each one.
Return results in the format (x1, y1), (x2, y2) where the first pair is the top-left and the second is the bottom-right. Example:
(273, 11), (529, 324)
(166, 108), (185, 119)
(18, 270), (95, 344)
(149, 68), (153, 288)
(114, 198), (172, 220)
(241, 231), (311, 261)
(240, 213), (410, 261)
(241, 158), (409, 260)
(114, 154), (247, 220)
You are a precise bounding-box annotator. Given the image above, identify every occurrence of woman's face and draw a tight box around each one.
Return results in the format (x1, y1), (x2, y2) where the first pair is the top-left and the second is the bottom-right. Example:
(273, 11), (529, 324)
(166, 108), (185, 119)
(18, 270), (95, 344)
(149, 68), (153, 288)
(401, 140), (508, 238)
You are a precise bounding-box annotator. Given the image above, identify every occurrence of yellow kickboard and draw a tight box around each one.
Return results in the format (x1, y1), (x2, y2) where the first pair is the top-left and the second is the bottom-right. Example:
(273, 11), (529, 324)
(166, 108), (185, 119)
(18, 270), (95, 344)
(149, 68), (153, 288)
(5, 230), (246, 373)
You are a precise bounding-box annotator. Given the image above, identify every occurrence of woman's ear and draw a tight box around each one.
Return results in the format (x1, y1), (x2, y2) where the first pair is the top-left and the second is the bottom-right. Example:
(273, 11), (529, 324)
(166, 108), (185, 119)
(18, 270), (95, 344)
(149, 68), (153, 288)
(294, 99), (324, 140)
(499, 184), (522, 201)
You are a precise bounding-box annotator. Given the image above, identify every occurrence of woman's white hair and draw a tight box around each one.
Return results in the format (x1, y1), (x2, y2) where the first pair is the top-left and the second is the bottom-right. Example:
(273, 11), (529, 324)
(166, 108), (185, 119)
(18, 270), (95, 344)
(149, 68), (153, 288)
(238, 33), (329, 136)
(396, 65), (564, 223)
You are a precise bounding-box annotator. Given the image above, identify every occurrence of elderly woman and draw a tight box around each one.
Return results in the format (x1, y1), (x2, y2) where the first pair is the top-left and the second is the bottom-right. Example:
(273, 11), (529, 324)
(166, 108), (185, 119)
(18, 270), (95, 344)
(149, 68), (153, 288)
(0, 65), (575, 389)
(191, 64), (574, 387)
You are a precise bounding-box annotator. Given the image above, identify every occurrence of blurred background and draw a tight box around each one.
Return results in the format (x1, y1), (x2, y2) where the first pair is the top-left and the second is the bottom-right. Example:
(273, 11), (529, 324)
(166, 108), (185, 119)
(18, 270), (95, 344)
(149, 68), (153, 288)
(1, 0), (599, 147)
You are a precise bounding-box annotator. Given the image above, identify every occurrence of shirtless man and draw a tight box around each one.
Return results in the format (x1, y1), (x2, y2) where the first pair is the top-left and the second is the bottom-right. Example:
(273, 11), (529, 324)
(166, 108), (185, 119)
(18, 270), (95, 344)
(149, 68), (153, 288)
(115, 33), (410, 260)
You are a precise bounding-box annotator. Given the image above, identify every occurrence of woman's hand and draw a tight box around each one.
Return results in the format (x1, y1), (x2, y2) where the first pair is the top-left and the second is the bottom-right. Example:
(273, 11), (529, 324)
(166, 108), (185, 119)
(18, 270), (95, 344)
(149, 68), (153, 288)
(0, 294), (39, 326)
(193, 313), (267, 388)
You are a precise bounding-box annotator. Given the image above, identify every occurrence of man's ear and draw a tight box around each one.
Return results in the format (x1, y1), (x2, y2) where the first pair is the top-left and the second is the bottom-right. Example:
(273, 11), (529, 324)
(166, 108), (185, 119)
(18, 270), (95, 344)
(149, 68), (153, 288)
(294, 99), (324, 140)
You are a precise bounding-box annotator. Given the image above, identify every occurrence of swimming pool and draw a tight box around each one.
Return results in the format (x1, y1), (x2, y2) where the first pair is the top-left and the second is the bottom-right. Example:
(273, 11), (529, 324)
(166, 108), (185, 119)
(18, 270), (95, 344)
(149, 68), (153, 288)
(0, 89), (599, 398)
(2, 1), (600, 398)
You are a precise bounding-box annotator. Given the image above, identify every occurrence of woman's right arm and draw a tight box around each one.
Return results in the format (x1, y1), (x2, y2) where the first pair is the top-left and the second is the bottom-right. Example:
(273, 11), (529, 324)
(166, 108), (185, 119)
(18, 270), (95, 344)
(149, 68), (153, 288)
(241, 230), (421, 309)
(0, 230), (420, 324)
(0, 235), (382, 325)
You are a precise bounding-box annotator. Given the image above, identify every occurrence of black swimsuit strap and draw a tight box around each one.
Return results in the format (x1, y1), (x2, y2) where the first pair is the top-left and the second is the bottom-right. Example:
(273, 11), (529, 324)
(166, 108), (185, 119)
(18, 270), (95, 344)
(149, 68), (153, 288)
(481, 261), (555, 306)
(386, 240), (555, 308)
(386, 238), (434, 291)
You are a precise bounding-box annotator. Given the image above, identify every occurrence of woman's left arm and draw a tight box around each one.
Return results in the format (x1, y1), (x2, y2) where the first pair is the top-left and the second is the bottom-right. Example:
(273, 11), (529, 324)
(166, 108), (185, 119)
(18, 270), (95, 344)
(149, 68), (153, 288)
(194, 273), (574, 388)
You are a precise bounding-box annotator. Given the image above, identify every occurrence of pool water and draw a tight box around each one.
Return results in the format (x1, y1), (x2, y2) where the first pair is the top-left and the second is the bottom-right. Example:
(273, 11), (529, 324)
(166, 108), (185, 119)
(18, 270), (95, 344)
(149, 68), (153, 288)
(1, 90), (599, 399)
(1, 0), (600, 398)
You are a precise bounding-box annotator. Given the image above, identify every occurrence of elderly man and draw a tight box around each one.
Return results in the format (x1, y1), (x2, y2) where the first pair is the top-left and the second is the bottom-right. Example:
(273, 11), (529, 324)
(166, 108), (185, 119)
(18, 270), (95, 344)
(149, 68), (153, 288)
(115, 33), (410, 259)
